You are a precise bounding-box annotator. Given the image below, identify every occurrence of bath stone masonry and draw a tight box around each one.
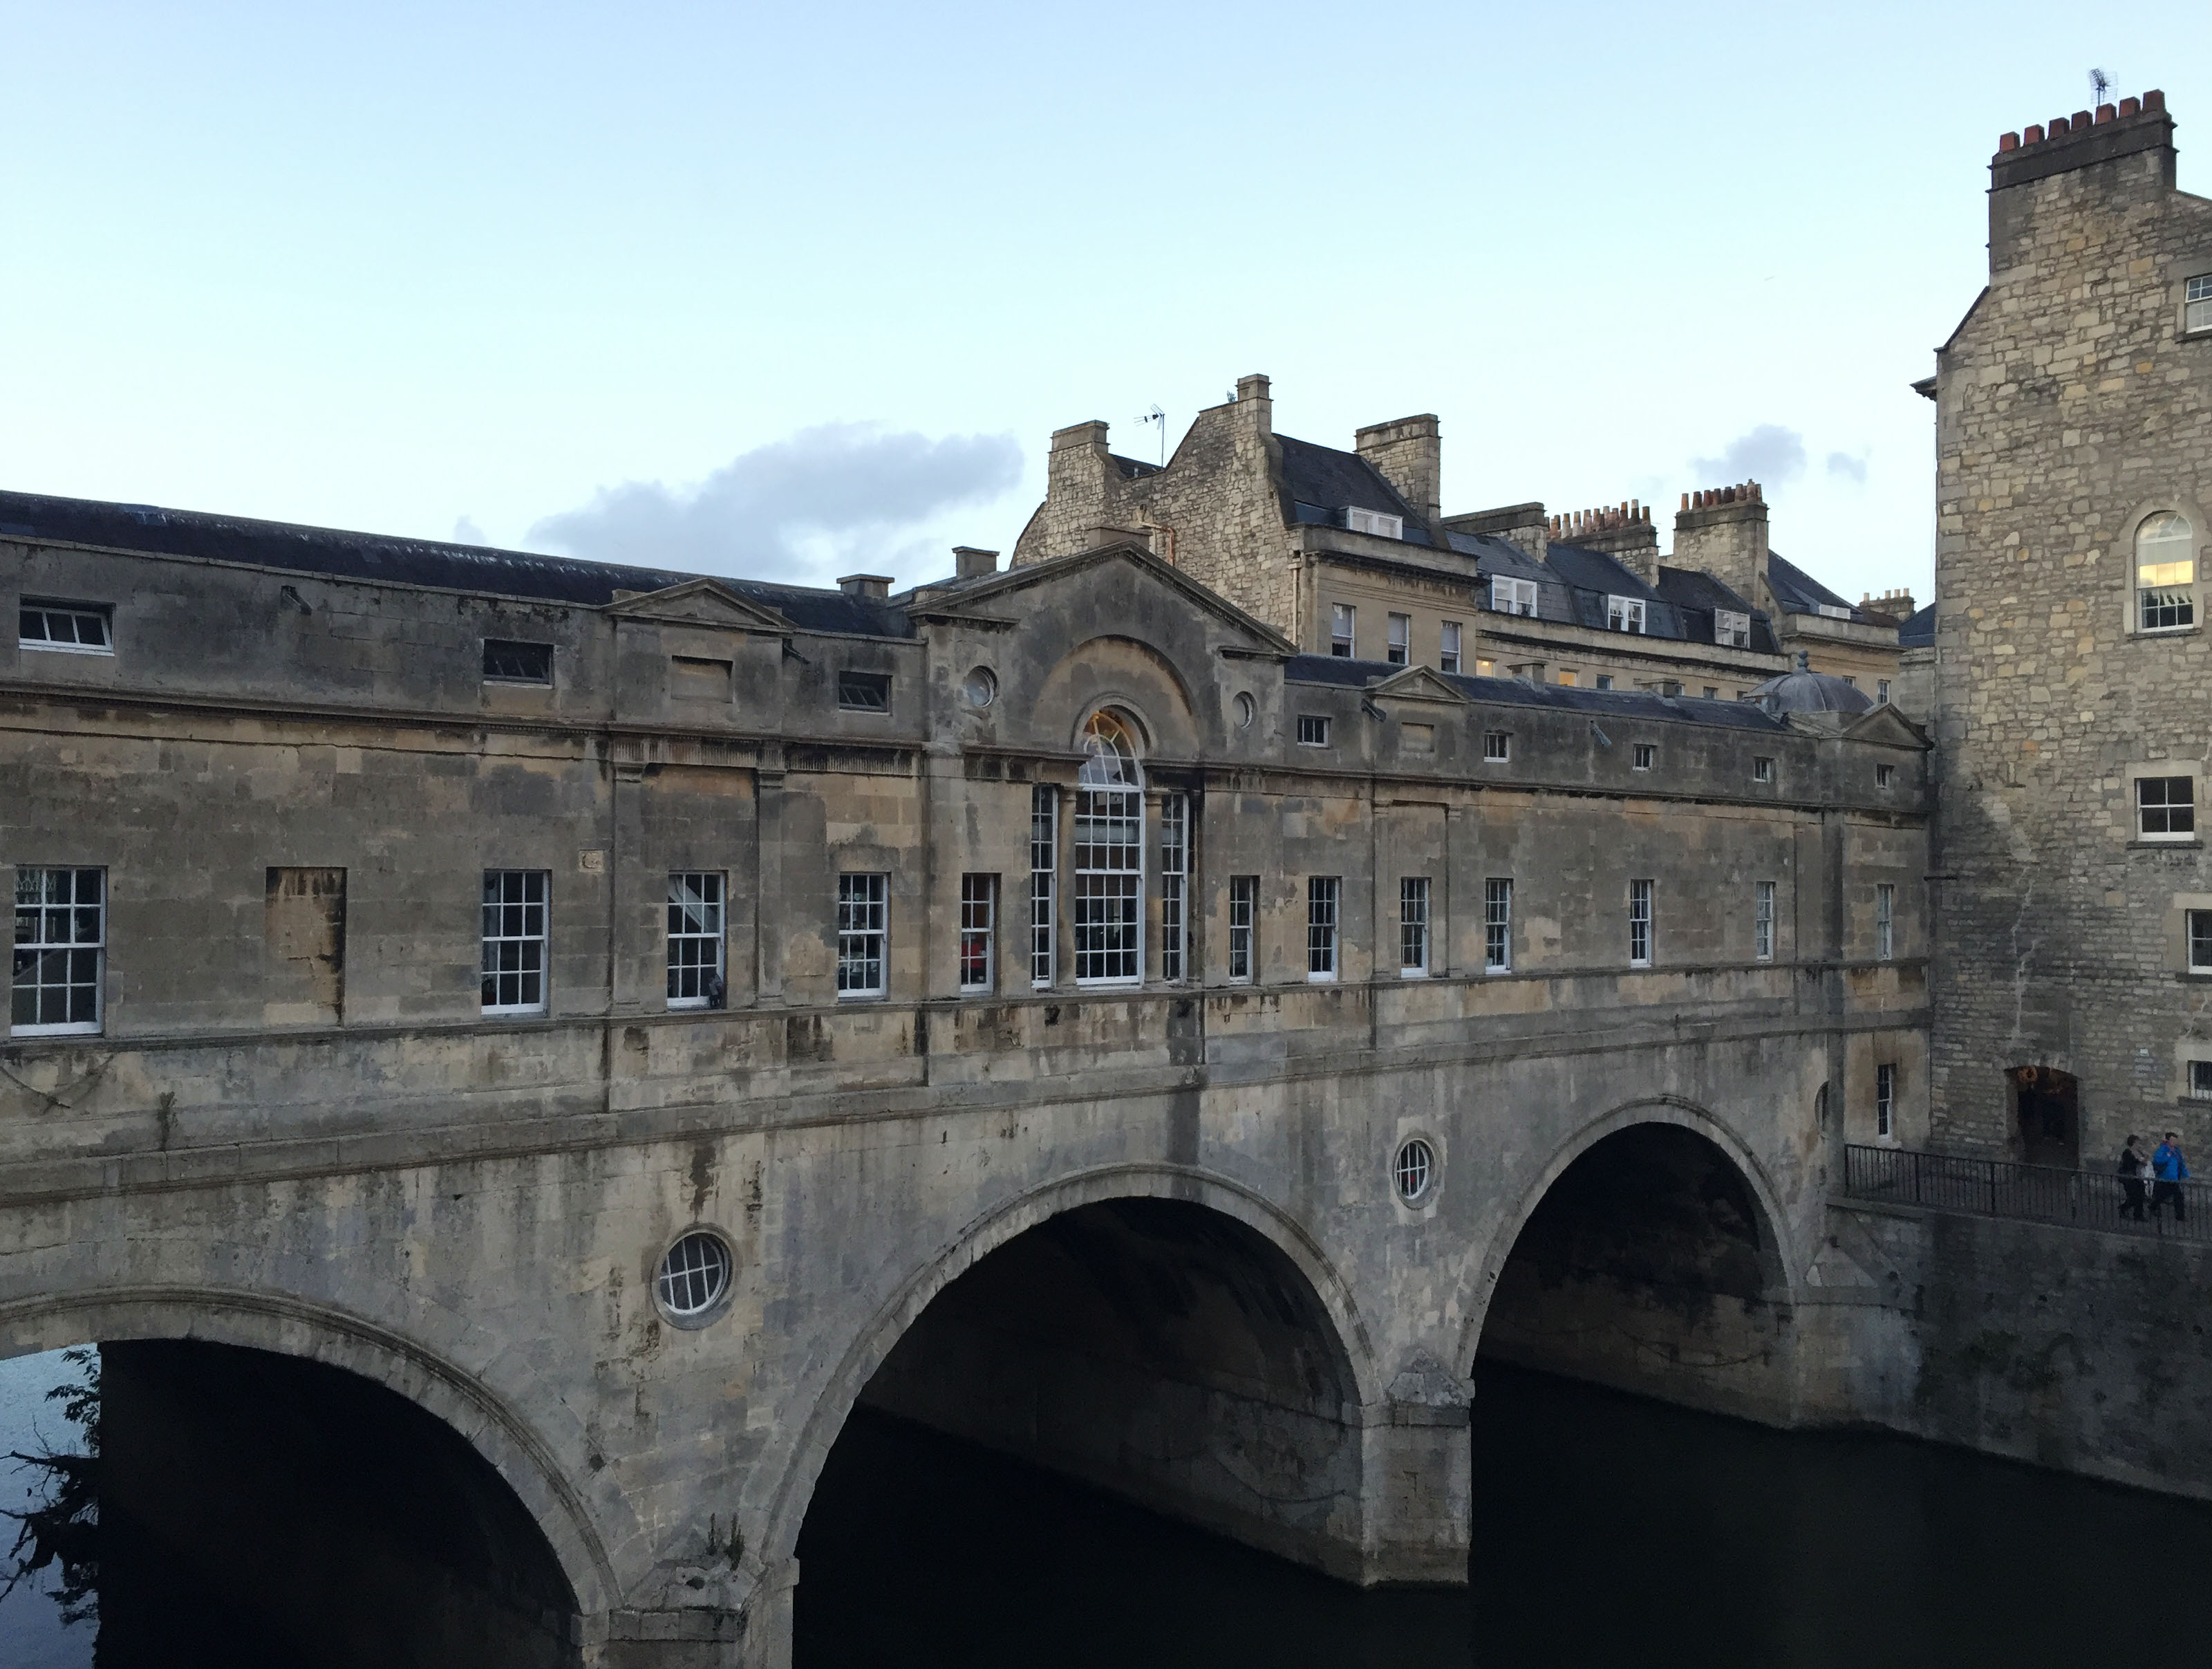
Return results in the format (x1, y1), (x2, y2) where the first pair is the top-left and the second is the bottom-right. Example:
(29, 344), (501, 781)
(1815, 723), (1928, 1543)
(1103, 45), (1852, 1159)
(1, 488), (1929, 1665)
(1923, 88), (2212, 1166)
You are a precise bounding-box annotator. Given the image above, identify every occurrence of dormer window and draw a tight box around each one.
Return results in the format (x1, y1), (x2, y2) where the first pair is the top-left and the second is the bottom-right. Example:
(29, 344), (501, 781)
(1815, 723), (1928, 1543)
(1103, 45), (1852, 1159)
(1347, 507), (1403, 539)
(1715, 608), (1750, 649)
(19, 599), (113, 655)
(1816, 603), (1853, 620)
(1491, 577), (1538, 617)
(1607, 596), (1646, 634)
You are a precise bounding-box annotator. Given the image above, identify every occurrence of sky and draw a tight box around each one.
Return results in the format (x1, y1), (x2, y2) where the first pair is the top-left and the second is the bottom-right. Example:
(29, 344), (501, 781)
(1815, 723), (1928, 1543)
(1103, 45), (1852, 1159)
(3, 3), (2208, 606)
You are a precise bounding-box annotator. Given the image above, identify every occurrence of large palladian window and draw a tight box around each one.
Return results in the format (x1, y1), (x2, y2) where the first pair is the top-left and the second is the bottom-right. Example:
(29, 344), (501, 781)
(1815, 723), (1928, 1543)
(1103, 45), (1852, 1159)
(2136, 512), (2196, 631)
(1074, 711), (1144, 984)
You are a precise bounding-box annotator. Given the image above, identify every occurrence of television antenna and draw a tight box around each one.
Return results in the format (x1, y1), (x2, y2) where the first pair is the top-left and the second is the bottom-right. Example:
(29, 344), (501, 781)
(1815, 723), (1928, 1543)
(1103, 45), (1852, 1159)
(1136, 404), (1167, 467)
(2090, 68), (2112, 106)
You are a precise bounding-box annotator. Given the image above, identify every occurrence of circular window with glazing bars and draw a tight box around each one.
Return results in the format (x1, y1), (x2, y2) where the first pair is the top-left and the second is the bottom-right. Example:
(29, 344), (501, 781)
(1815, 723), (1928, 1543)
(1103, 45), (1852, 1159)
(962, 666), (997, 709)
(1393, 1137), (1436, 1204)
(655, 1229), (733, 1323)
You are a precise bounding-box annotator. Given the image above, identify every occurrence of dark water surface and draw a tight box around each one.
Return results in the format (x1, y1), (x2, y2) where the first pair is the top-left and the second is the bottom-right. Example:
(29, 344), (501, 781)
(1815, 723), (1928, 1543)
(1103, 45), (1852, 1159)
(796, 1366), (2212, 1669)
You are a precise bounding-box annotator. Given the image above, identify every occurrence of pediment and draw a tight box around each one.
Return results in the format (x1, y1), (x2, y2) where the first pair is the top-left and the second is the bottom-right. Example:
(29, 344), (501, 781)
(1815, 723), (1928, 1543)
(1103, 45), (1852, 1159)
(603, 578), (794, 635)
(1842, 704), (1929, 749)
(944, 542), (1296, 656)
(1366, 664), (1470, 706)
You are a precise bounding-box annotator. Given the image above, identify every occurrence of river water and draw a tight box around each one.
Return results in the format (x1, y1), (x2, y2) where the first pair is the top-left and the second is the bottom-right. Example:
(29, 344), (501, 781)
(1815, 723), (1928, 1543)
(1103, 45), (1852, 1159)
(6, 1347), (2212, 1666)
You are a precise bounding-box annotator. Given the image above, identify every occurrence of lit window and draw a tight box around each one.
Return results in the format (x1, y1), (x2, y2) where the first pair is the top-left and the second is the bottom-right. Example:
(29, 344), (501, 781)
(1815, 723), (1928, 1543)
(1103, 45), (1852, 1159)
(838, 670), (892, 711)
(483, 640), (552, 683)
(11, 867), (104, 1034)
(1306, 877), (1339, 980)
(1476, 658), (1496, 676)
(1387, 613), (1410, 666)
(1753, 756), (1774, 783)
(2138, 775), (2196, 839)
(1714, 608), (1750, 649)
(1159, 795), (1187, 981)
(1483, 730), (1510, 763)
(1297, 714), (1331, 747)
(2191, 908), (2212, 974)
(959, 874), (997, 991)
(1632, 743), (1656, 770)
(1399, 877), (1430, 975)
(1875, 883), (1895, 961)
(1557, 669), (1579, 687)
(1491, 577), (1538, 617)
(667, 872), (725, 1009)
(1029, 786), (1057, 987)
(1347, 507), (1403, 539)
(2188, 273), (2212, 333)
(837, 873), (888, 996)
(1074, 711), (1143, 984)
(1607, 595), (1646, 633)
(1629, 878), (1653, 967)
(481, 870), (549, 1014)
(18, 599), (112, 655)
(1754, 880), (1774, 962)
(1439, 622), (1463, 673)
(1331, 604), (1356, 657)
(1228, 875), (1257, 982)
(1876, 1063), (1896, 1139)
(1484, 878), (1512, 972)
(2137, 512), (2196, 631)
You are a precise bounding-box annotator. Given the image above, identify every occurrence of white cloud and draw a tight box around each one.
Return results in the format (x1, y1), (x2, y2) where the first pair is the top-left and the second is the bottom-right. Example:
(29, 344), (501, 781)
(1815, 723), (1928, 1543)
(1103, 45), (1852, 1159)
(1825, 450), (1868, 485)
(452, 515), (488, 545)
(1692, 424), (1807, 487)
(527, 422), (1024, 586)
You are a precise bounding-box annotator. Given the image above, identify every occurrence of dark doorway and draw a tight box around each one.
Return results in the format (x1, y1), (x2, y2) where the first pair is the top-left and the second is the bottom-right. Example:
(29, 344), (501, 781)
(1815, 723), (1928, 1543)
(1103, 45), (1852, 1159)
(2011, 1067), (2080, 1168)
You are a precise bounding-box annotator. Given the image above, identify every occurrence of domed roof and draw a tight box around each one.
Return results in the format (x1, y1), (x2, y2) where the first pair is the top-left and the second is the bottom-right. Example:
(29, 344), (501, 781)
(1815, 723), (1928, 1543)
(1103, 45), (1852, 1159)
(1747, 653), (1874, 714)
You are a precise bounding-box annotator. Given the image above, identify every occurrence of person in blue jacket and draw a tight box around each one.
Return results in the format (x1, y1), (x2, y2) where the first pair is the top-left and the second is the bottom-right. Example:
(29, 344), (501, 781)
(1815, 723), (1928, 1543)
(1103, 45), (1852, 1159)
(2150, 1130), (2191, 1224)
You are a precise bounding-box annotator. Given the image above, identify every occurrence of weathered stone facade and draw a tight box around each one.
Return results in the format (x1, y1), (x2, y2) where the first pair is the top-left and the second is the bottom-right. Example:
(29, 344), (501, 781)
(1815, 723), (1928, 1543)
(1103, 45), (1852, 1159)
(1927, 89), (2212, 1164)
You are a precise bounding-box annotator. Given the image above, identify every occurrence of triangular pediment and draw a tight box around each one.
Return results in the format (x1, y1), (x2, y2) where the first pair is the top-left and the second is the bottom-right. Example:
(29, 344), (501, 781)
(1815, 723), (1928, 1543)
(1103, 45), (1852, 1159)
(937, 542), (1296, 655)
(1842, 704), (1930, 749)
(1367, 664), (1471, 706)
(603, 577), (794, 634)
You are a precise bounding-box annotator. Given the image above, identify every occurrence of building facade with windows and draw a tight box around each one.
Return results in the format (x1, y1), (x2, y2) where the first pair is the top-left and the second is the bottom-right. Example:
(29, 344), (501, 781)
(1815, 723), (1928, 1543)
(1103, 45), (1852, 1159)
(1924, 87), (2212, 1166)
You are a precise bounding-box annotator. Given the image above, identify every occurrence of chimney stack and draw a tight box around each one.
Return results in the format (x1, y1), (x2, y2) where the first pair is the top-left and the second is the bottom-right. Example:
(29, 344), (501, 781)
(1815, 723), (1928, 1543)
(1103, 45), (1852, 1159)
(1671, 482), (1769, 615)
(953, 546), (998, 580)
(1231, 373), (1274, 436)
(1354, 414), (1442, 525)
(838, 575), (893, 600)
(1547, 499), (1658, 585)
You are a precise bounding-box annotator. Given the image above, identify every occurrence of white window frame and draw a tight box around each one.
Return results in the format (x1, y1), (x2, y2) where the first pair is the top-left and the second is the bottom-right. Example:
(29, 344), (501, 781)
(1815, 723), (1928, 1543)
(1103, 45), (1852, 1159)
(1439, 621), (1463, 674)
(1877, 678), (1892, 705)
(481, 869), (550, 1016)
(1714, 608), (1750, 649)
(1754, 880), (1774, 962)
(1876, 1063), (1896, 1140)
(1608, 595), (1646, 634)
(1073, 715), (1144, 986)
(1595, 674), (1614, 690)
(2192, 1059), (2212, 1100)
(1399, 877), (1430, 976)
(1753, 756), (1774, 783)
(1483, 877), (1512, 973)
(1347, 507), (1404, 539)
(836, 873), (889, 998)
(666, 871), (726, 1009)
(17, 598), (114, 656)
(1631, 743), (1656, 771)
(1385, 612), (1411, 666)
(1330, 603), (1356, 657)
(1491, 577), (1538, 617)
(1306, 877), (1340, 982)
(2191, 908), (2212, 974)
(1629, 878), (1653, 967)
(11, 866), (106, 1036)
(1483, 730), (1510, 763)
(1297, 715), (1331, 747)
(1228, 875), (1257, 983)
(1029, 786), (1056, 987)
(2138, 774), (2197, 841)
(2136, 511), (2196, 633)
(1159, 794), (1188, 982)
(2189, 273), (2212, 334)
(1875, 883), (1895, 962)
(959, 873), (996, 993)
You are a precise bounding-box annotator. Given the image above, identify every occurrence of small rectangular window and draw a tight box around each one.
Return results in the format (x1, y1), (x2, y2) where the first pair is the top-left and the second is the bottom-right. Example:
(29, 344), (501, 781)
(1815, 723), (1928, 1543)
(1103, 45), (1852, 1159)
(1607, 596), (1646, 634)
(1483, 730), (1510, 763)
(1331, 604), (1356, 657)
(1159, 794), (1187, 981)
(1557, 669), (1580, 687)
(1594, 674), (1614, 691)
(481, 870), (549, 1014)
(837, 873), (888, 996)
(1754, 880), (1774, 962)
(1399, 877), (1430, 975)
(1629, 878), (1653, 967)
(1632, 743), (1656, 771)
(1306, 877), (1339, 980)
(1491, 577), (1538, 617)
(1703, 687), (1718, 700)
(2191, 909), (2212, 974)
(1841, 675), (1858, 690)
(1347, 507), (1404, 539)
(1029, 787), (1057, 987)
(837, 670), (892, 712)
(1753, 756), (1774, 783)
(2192, 1060), (2212, 1100)
(1439, 621), (1463, 674)
(18, 599), (113, 656)
(1387, 613), (1410, 666)
(2139, 775), (2196, 838)
(1228, 875), (1257, 982)
(1876, 763), (1897, 789)
(482, 640), (553, 684)
(2188, 273), (2212, 333)
(668, 872), (727, 1008)
(1875, 883), (1895, 961)
(1297, 715), (1331, 747)
(11, 867), (105, 1034)
(959, 874), (996, 992)
(1876, 1063), (1896, 1139)
(1484, 878), (1512, 973)
(1476, 658), (1495, 676)
(1714, 608), (1750, 649)
(1877, 679), (1892, 705)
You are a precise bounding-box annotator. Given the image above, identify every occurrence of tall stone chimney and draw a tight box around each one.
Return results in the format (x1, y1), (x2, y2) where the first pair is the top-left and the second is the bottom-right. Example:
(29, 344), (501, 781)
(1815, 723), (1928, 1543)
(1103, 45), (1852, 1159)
(1232, 373), (1274, 436)
(1355, 415), (1441, 524)
(1671, 483), (1769, 612)
(1548, 501), (1658, 586)
(1990, 91), (2173, 270)
(953, 546), (999, 579)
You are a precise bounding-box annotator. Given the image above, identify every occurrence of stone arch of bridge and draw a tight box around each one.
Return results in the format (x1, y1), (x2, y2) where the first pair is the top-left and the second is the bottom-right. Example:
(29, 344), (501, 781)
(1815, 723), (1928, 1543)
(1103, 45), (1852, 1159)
(0, 1283), (624, 1617)
(760, 1160), (1385, 1571)
(1454, 1094), (1803, 1378)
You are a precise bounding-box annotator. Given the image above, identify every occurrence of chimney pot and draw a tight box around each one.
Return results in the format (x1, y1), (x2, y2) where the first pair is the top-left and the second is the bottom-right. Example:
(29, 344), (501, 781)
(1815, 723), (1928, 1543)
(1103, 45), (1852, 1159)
(2025, 123), (2045, 143)
(2119, 96), (2141, 117)
(1680, 492), (1689, 511)
(2145, 89), (2165, 112)
(1998, 131), (2019, 151)
(2049, 115), (2069, 136)
(951, 546), (998, 579)
(2096, 103), (2115, 124)
(2071, 109), (2092, 128)
(838, 573), (894, 600)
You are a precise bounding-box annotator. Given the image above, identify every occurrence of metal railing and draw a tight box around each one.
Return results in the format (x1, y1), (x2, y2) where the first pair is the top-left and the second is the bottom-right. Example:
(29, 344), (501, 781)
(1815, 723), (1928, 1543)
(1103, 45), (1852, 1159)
(1844, 1143), (2212, 1242)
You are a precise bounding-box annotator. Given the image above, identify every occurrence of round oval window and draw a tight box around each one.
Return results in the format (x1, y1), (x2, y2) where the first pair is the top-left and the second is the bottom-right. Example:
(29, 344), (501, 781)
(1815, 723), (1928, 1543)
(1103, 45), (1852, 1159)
(1235, 691), (1257, 729)
(655, 1229), (733, 1321)
(1393, 1138), (1436, 1204)
(962, 666), (997, 709)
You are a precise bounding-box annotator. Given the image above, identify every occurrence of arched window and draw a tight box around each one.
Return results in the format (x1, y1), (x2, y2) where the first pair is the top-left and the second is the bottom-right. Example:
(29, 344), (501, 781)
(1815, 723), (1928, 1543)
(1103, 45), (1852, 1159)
(2136, 512), (2196, 631)
(1074, 711), (1143, 983)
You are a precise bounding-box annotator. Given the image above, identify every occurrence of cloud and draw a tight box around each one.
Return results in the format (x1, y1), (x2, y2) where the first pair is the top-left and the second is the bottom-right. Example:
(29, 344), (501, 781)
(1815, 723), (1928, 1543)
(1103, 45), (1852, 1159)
(527, 423), (1025, 586)
(1824, 450), (1868, 485)
(452, 516), (488, 545)
(1691, 424), (1807, 487)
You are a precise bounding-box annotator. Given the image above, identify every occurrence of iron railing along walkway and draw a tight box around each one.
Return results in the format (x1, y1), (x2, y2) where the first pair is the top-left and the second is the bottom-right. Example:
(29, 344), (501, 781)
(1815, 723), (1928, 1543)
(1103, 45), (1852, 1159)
(1844, 1143), (2212, 1242)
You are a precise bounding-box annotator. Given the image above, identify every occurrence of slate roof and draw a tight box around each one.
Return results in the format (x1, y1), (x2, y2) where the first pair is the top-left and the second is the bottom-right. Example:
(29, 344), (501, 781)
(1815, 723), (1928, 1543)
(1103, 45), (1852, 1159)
(1768, 552), (1866, 621)
(1277, 436), (1438, 546)
(1463, 540), (1779, 653)
(1898, 602), (1937, 647)
(1284, 655), (1788, 731)
(0, 489), (915, 637)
